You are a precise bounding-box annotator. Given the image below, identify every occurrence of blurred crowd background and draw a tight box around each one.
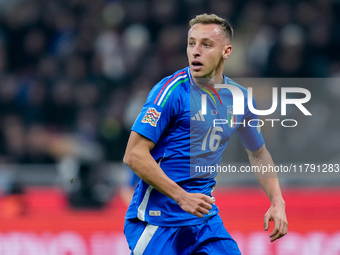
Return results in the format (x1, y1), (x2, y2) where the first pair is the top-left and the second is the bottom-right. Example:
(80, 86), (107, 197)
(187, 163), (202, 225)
(0, 2), (339, 254)
(0, 0), (339, 207)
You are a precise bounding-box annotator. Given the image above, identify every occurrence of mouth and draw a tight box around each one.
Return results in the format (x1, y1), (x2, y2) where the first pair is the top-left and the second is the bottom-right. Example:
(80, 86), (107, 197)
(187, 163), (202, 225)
(191, 60), (203, 71)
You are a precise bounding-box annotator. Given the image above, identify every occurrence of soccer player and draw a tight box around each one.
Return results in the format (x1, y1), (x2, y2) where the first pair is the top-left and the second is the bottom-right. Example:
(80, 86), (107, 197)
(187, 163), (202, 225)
(123, 13), (287, 254)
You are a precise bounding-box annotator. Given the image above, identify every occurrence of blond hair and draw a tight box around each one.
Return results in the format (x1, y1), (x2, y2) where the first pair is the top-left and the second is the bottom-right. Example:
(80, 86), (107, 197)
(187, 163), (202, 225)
(189, 13), (233, 40)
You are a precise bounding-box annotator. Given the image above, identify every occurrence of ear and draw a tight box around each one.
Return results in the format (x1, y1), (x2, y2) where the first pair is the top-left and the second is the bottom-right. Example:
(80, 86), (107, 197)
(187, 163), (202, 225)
(222, 44), (232, 59)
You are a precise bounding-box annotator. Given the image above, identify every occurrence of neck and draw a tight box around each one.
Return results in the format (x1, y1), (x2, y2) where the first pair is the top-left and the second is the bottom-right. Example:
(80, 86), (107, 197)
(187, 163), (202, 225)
(192, 76), (223, 86)
(191, 60), (225, 91)
(191, 71), (224, 92)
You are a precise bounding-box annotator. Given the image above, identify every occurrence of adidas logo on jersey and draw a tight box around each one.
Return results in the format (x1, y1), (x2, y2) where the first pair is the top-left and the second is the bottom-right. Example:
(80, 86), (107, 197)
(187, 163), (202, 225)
(191, 110), (205, 121)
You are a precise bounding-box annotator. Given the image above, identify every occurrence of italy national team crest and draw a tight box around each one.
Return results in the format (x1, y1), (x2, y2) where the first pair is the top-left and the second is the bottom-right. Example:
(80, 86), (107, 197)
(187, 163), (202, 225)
(227, 108), (237, 128)
(142, 107), (161, 127)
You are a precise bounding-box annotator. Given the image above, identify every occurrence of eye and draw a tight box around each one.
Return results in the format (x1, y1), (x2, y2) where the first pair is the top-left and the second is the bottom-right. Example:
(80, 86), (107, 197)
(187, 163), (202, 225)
(188, 41), (195, 46)
(203, 43), (211, 48)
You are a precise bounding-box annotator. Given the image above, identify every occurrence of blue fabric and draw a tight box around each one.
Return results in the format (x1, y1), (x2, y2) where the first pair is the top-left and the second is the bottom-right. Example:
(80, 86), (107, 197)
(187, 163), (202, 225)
(124, 214), (241, 255)
(126, 67), (264, 227)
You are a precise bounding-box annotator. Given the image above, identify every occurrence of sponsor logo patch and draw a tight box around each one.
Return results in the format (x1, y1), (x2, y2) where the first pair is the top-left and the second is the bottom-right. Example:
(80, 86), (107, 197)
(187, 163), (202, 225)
(142, 107), (161, 127)
(149, 210), (161, 216)
(191, 110), (205, 121)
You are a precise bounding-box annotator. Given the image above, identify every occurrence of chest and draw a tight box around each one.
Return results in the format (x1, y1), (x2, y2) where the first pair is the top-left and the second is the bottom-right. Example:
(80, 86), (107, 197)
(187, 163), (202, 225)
(188, 90), (242, 150)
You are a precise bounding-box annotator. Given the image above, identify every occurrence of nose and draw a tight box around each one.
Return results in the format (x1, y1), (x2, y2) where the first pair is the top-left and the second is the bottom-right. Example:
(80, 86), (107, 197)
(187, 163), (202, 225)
(192, 44), (201, 57)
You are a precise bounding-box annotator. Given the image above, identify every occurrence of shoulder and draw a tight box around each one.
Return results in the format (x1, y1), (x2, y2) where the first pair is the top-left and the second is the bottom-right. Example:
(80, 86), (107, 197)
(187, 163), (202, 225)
(224, 76), (248, 94)
(151, 67), (190, 108)
(223, 76), (253, 102)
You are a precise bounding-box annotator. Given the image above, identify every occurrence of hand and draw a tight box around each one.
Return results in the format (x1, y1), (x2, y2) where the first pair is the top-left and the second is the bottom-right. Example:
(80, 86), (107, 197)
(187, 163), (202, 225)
(264, 202), (288, 242)
(177, 192), (214, 218)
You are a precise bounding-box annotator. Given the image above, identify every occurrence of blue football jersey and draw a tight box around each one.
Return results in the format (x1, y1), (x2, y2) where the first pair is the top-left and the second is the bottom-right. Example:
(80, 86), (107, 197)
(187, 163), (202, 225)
(125, 67), (264, 226)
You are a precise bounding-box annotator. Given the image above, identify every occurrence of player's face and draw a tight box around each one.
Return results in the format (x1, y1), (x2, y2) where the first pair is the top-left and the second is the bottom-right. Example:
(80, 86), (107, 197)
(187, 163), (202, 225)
(187, 24), (232, 79)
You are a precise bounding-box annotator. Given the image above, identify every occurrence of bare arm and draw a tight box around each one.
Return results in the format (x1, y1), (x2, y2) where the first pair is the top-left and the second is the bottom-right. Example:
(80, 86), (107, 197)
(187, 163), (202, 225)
(246, 144), (288, 242)
(123, 131), (213, 218)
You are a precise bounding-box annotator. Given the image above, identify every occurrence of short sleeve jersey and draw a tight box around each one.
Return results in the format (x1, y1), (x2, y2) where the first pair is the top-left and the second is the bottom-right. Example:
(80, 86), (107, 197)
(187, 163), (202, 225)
(125, 67), (264, 226)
